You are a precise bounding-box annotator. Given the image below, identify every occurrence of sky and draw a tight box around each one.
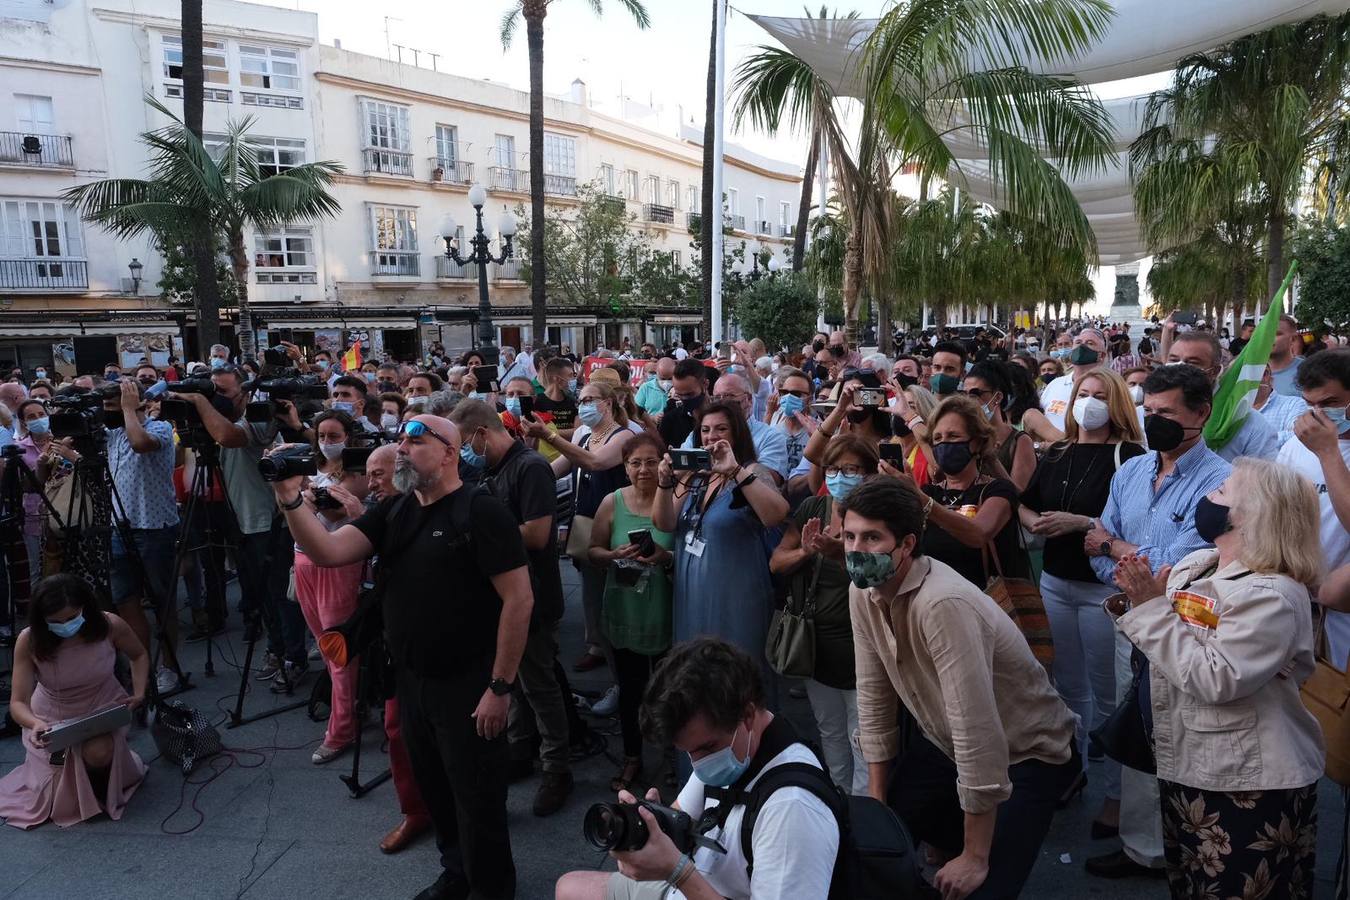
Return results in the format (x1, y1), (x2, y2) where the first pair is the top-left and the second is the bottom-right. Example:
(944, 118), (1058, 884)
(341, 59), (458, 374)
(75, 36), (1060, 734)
(256, 0), (1166, 314)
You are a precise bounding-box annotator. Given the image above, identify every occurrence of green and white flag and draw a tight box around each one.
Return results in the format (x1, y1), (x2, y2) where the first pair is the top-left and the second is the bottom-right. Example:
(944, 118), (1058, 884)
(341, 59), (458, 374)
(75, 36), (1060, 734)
(1203, 260), (1299, 451)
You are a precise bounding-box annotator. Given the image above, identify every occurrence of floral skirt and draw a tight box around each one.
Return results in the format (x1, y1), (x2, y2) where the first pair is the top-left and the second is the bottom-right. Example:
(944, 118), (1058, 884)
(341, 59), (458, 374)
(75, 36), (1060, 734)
(1160, 779), (1317, 900)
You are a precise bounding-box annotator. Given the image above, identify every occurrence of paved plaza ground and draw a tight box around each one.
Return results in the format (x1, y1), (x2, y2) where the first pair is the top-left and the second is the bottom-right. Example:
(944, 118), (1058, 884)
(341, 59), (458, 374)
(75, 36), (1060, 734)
(0, 564), (1343, 899)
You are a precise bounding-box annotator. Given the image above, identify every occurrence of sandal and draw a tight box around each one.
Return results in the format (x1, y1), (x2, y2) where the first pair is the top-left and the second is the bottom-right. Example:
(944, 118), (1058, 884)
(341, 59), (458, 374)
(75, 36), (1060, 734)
(610, 757), (644, 793)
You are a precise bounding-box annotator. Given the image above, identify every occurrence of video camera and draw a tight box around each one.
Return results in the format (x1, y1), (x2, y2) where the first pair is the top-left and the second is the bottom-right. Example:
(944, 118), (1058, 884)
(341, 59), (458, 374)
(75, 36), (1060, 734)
(246, 376), (330, 423)
(257, 445), (318, 482)
(49, 385), (119, 440)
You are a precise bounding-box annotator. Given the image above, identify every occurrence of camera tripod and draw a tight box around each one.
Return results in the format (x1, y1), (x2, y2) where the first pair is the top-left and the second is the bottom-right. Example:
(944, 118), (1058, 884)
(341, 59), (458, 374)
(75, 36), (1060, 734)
(167, 435), (235, 679)
(338, 628), (392, 799)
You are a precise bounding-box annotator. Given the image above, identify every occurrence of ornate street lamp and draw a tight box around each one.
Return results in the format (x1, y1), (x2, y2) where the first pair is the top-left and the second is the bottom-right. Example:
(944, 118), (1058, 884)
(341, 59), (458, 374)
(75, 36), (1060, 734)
(127, 257), (144, 294)
(440, 182), (517, 365)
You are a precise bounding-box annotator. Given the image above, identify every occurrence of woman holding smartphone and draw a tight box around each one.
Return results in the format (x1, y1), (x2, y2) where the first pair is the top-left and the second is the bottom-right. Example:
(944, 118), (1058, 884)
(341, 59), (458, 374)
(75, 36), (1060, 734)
(587, 433), (675, 792)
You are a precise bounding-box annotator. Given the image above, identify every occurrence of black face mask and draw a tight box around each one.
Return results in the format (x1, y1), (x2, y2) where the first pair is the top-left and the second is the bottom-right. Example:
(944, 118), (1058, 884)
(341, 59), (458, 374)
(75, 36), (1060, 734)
(828, 345), (846, 358)
(1039, 373), (1055, 386)
(846, 408), (872, 425)
(893, 373), (918, 389)
(893, 418), (912, 438)
(103, 410), (126, 430)
(1194, 496), (1232, 543)
(1143, 414), (1199, 453)
(812, 340), (826, 353)
(933, 440), (974, 476)
(1068, 346), (1100, 366)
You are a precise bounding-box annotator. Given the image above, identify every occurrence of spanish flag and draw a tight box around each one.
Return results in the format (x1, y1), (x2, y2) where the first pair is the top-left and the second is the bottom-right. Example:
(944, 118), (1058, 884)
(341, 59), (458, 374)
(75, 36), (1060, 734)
(341, 340), (362, 372)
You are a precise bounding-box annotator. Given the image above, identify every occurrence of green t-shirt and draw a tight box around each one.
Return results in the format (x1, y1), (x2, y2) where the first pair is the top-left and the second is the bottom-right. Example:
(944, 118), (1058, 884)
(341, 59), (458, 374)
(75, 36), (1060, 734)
(220, 419), (280, 535)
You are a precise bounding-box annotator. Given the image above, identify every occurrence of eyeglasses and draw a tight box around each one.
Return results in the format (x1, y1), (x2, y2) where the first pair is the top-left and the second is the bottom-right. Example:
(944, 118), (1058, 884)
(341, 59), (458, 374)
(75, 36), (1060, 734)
(780, 389), (810, 398)
(825, 464), (866, 478)
(712, 394), (747, 404)
(399, 420), (452, 448)
(961, 388), (993, 400)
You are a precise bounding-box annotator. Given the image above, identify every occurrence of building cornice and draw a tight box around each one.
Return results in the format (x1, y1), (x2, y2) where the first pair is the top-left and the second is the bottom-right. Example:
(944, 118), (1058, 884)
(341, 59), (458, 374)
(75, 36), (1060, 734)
(91, 7), (316, 48)
(0, 55), (101, 77)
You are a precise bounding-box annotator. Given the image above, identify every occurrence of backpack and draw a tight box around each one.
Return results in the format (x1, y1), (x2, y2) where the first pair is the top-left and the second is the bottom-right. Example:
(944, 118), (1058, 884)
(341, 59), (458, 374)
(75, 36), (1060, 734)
(704, 718), (919, 900)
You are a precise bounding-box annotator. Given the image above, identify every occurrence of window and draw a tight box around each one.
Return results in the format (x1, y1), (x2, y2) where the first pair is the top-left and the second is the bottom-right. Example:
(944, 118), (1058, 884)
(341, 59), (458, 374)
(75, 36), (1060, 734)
(599, 164), (615, 195)
(248, 137), (305, 177)
(667, 179), (680, 210)
(369, 205), (417, 252)
(0, 199), (85, 259)
(687, 185), (699, 211)
(756, 196), (767, 225)
(671, 250), (681, 269)
(542, 133), (576, 176)
(495, 134), (516, 169)
(780, 201), (791, 226)
(362, 98), (411, 152)
(624, 169), (639, 200)
(254, 228), (316, 282)
(162, 34), (228, 85)
(643, 176), (659, 205)
(14, 95), (53, 134)
(434, 124), (459, 166)
(239, 45), (300, 92)
(727, 188), (739, 214)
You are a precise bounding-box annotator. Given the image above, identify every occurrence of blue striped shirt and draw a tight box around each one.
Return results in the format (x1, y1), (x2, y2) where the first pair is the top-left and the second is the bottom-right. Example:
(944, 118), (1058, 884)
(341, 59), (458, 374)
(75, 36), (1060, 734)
(1090, 439), (1231, 586)
(1257, 391), (1307, 449)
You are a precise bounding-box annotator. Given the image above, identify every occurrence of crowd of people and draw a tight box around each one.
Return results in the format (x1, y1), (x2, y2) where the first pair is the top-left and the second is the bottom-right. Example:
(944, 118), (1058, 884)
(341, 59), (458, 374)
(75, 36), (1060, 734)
(0, 315), (1347, 900)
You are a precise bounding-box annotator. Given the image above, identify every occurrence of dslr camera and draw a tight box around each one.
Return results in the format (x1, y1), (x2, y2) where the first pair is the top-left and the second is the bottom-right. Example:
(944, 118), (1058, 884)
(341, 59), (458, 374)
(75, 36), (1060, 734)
(583, 800), (697, 854)
(257, 445), (318, 482)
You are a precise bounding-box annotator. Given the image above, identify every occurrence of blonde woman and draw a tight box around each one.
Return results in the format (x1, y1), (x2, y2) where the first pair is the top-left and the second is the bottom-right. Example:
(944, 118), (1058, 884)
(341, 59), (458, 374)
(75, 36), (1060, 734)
(1018, 367), (1146, 827)
(1108, 459), (1324, 899)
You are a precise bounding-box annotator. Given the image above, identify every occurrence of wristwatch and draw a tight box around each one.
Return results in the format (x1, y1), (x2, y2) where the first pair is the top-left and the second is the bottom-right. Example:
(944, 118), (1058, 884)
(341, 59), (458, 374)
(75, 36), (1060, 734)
(489, 677), (514, 696)
(1099, 539), (1113, 558)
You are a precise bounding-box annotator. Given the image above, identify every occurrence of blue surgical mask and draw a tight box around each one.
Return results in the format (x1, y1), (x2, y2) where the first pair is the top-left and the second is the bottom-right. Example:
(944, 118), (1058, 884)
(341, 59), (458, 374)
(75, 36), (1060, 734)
(210, 357), (226, 369)
(577, 402), (604, 427)
(331, 400), (355, 415)
(459, 432), (486, 469)
(34, 370), (45, 380)
(1050, 348), (1071, 360)
(778, 394), (805, 418)
(504, 397), (522, 417)
(468, 391), (488, 402)
(48, 613), (85, 639)
(363, 372), (377, 383)
(691, 722), (752, 787)
(1324, 404), (1350, 436)
(825, 472), (863, 502)
(26, 416), (50, 435)
(316, 360), (329, 371)
(567, 378), (579, 394)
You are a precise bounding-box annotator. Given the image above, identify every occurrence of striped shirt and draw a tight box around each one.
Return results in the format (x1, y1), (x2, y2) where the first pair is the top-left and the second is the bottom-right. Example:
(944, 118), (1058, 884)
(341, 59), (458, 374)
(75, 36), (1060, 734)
(1256, 391), (1308, 449)
(1090, 439), (1231, 586)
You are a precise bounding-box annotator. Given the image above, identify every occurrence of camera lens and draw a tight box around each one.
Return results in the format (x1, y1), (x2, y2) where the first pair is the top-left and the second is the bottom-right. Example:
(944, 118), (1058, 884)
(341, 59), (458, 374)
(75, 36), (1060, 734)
(583, 802), (637, 852)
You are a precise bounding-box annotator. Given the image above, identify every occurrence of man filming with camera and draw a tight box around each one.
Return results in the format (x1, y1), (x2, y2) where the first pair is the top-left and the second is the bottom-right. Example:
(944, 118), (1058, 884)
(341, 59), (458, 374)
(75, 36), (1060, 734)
(556, 638), (839, 900)
(104, 379), (179, 691)
(272, 414), (534, 900)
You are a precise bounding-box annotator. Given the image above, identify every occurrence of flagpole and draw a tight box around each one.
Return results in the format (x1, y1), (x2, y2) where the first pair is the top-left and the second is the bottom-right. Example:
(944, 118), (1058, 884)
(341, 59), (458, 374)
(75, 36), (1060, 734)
(710, 0), (727, 346)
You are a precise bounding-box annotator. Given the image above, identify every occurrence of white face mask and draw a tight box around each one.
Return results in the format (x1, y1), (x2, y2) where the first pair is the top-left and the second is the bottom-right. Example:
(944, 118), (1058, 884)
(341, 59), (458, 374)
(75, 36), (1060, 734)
(319, 442), (344, 461)
(1071, 396), (1111, 431)
(380, 412), (399, 430)
(1128, 384), (1144, 405)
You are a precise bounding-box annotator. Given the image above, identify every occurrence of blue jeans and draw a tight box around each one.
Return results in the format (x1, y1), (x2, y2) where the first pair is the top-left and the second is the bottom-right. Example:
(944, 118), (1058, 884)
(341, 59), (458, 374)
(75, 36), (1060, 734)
(110, 525), (178, 611)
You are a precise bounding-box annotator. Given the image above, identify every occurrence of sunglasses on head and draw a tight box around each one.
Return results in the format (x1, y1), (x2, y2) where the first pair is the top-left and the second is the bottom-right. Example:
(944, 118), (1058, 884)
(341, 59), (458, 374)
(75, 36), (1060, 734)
(399, 420), (452, 448)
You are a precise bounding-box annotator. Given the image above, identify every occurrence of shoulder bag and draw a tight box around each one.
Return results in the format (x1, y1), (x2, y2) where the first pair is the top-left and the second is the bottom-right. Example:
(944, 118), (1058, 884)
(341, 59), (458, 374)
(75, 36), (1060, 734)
(565, 429), (614, 563)
(1090, 646), (1156, 774)
(976, 482), (1054, 673)
(767, 553), (822, 679)
(1299, 608), (1350, 786)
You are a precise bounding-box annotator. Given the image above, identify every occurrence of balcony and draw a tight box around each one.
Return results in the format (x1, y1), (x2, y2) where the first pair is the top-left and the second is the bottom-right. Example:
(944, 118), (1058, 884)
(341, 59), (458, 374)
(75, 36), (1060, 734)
(686, 212), (702, 231)
(600, 194), (627, 215)
(429, 158), (473, 185)
(368, 250), (419, 277)
(435, 256), (480, 280)
(642, 203), (675, 225)
(0, 258), (88, 290)
(493, 258), (525, 280)
(780, 223), (796, 238)
(362, 147), (414, 177)
(488, 166), (528, 193)
(728, 214), (746, 231)
(544, 174), (577, 197)
(755, 220), (774, 235)
(0, 132), (74, 168)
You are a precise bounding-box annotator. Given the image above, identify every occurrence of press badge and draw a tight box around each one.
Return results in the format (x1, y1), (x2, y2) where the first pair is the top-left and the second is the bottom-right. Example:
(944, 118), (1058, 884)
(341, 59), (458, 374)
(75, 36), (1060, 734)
(685, 534), (705, 557)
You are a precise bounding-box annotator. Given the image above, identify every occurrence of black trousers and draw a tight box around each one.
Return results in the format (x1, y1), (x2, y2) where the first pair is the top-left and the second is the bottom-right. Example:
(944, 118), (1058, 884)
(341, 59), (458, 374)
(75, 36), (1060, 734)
(887, 732), (1080, 900)
(398, 662), (515, 899)
(612, 648), (664, 758)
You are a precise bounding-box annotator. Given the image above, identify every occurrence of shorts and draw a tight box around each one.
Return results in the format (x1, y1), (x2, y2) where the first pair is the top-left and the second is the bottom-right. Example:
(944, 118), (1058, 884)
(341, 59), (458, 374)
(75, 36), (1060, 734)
(605, 874), (674, 900)
(110, 525), (178, 609)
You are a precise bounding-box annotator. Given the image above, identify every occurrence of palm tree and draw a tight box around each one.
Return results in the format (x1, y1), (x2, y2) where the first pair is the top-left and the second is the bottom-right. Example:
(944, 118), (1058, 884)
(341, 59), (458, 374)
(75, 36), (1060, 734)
(501, 0), (650, 351)
(179, 0), (224, 351)
(1133, 13), (1350, 299)
(700, 0), (718, 342)
(65, 100), (342, 360)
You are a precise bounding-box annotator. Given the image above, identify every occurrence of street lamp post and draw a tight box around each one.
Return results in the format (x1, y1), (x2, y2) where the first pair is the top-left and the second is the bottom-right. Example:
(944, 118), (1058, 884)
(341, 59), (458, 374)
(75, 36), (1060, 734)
(440, 183), (517, 366)
(747, 252), (782, 284)
(127, 257), (143, 294)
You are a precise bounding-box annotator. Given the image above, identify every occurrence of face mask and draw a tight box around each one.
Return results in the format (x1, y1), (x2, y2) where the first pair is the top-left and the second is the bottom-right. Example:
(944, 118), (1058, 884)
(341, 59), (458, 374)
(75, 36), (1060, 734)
(1194, 495), (1232, 543)
(779, 394), (804, 418)
(826, 472), (863, 502)
(26, 416), (50, 435)
(1051, 348), (1071, 360)
(567, 378), (579, 394)
(812, 340), (825, 353)
(979, 398), (997, 421)
(657, 379), (673, 392)
(319, 442), (344, 461)
(933, 440), (974, 476)
(577, 402), (604, 428)
(48, 613), (84, 639)
(929, 373), (959, 395)
(34, 370), (45, 380)
(103, 410), (125, 430)
(406, 396), (428, 409)
(459, 433), (486, 469)
(104, 371), (120, 381)
(846, 408), (873, 426)
(893, 373), (918, 389)
(210, 357), (226, 370)
(893, 418), (912, 438)
(1129, 384), (1144, 405)
(1068, 346), (1100, 366)
(828, 345), (845, 358)
(315, 360), (329, 371)
(1143, 414), (1197, 453)
(363, 372), (377, 383)
(380, 412), (399, 430)
(331, 401), (355, 415)
(1071, 396), (1111, 431)
(1039, 373), (1055, 386)
(691, 723), (752, 787)
(1322, 404), (1350, 436)
(845, 549), (897, 589)
(468, 391), (488, 403)
(503, 397), (522, 417)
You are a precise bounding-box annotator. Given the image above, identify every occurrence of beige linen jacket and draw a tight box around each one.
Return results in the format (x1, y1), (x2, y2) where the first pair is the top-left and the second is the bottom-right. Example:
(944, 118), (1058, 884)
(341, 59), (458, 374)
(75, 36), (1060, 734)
(1113, 549), (1325, 791)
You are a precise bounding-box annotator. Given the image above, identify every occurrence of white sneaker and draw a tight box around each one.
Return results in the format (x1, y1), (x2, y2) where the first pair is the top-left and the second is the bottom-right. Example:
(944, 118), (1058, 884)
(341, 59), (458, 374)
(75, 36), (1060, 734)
(590, 685), (620, 717)
(156, 667), (179, 694)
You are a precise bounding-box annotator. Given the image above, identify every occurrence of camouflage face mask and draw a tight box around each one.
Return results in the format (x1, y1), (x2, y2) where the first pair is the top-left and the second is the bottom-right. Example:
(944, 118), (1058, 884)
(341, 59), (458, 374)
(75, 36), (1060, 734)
(845, 550), (896, 589)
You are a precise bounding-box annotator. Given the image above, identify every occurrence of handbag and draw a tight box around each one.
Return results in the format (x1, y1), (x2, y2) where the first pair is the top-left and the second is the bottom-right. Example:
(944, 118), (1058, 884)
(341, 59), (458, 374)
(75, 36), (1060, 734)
(151, 699), (223, 775)
(1300, 609), (1350, 786)
(565, 514), (594, 563)
(767, 555), (822, 679)
(1091, 648), (1156, 773)
(977, 481), (1053, 673)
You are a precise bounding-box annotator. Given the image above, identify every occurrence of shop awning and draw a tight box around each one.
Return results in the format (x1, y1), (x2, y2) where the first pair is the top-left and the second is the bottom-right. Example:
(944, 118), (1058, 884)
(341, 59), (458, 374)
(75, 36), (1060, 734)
(651, 314), (703, 325)
(0, 320), (180, 337)
(262, 319), (418, 330)
(492, 315), (598, 327)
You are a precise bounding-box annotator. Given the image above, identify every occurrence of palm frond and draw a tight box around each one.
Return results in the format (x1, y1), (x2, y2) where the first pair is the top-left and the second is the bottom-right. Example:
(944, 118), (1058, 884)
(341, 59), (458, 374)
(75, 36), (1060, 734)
(612, 0), (651, 29)
(500, 6), (523, 49)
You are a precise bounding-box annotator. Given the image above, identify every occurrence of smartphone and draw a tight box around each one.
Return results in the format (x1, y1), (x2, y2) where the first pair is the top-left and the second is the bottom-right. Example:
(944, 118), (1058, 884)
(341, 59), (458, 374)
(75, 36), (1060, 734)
(516, 393), (535, 421)
(311, 487), (342, 510)
(717, 344), (733, 362)
(473, 365), (501, 393)
(341, 445), (375, 472)
(627, 528), (656, 557)
(856, 388), (886, 408)
(263, 347), (291, 368)
(1172, 311), (1198, 326)
(879, 443), (906, 469)
(669, 448), (711, 470)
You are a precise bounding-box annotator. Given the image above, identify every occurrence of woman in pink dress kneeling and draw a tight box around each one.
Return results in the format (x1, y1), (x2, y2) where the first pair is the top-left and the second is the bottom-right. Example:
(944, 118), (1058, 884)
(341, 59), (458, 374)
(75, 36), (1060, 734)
(0, 573), (148, 828)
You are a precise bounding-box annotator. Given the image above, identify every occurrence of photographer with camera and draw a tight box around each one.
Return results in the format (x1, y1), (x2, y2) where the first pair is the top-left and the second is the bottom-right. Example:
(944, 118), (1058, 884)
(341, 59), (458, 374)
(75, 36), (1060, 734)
(556, 638), (839, 900)
(173, 366), (308, 684)
(104, 380), (179, 692)
(272, 414), (533, 900)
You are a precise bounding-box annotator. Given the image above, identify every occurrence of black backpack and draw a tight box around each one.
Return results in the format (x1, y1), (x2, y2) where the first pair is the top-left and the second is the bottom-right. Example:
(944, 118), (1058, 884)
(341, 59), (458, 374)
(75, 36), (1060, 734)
(703, 718), (919, 900)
